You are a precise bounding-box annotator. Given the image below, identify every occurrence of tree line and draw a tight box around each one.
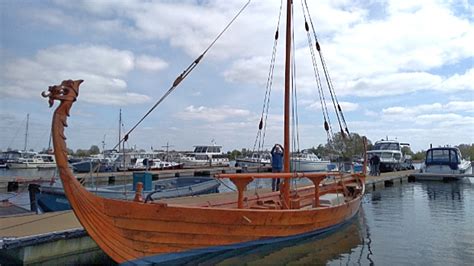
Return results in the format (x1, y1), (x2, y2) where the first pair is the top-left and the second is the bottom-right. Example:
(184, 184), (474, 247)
(226, 133), (474, 162)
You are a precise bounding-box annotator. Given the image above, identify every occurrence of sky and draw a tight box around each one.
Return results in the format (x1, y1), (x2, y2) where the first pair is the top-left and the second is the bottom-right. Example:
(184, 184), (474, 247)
(0, 0), (473, 153)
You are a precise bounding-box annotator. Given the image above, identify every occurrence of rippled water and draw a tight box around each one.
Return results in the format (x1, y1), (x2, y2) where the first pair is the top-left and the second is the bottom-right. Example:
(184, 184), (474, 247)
(2, 167), (473, 265)
(191, 179), (474, 265)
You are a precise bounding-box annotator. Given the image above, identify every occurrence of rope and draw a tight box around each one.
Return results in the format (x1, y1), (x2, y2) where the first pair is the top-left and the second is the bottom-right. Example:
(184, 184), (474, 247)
(112, 0), (252, 150)
(251, 0), (283, 193)
(303, 0), (350, 139)
(7, 115), (27, 149)
(299, 0), (334, 144)
(253, 0), (284, 155)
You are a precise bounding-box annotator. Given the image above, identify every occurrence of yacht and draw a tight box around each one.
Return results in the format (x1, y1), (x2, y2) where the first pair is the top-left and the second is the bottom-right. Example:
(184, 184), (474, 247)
(180, 145), (229, 167)
(235, 152), (271, 167)
(417, 147), (472, 180)
(128, 153), (183, 171)
(7, 153), (56, 169)
(367, 140), (410, 172)
(290, 150), (331, 172)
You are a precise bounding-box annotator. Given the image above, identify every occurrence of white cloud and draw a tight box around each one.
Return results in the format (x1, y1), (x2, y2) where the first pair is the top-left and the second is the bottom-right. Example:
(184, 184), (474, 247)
(24, 0), (474, 99)
(382, 101), (474, 117)
(0, 44), (154, 105)
(307, 101), (359, 112)
(175, 105), (251, 122)
(135, 55), (168, 72)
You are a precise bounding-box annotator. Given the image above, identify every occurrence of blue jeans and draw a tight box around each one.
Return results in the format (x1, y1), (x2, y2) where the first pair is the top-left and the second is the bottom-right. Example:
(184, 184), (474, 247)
(272, 168), (281, 191)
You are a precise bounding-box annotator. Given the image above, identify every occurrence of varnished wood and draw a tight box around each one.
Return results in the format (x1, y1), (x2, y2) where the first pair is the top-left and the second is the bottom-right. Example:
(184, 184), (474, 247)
(43, 79), (365, 262)
(44, 15), (365, 261)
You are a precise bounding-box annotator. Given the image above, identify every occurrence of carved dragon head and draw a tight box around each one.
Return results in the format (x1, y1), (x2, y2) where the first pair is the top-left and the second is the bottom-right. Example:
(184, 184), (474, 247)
(42, 80), (83, 107)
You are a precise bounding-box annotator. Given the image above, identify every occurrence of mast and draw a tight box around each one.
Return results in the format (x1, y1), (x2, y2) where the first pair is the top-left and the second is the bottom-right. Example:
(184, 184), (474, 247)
(282, 0), (292, 206)
(24, 113), (30, 151)
(119, 109), (122, 152)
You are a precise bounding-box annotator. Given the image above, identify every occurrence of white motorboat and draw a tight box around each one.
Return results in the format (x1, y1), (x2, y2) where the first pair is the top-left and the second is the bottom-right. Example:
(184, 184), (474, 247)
(7, 154), (56, 169)
(129, 157), (183, 171)
(290, 150), (331, 172)
(235, 152), (271, 167)
(180, 145), (229, 167)
(415, 147), (472, 181)
(367, 140), (411, 172)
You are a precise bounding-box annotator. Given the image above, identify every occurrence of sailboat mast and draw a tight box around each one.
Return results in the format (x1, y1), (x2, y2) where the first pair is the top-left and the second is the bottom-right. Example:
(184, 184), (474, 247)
(282, 0), (292, 206)
(118, 109), (122, 152)
(283, 0), (292, 173)
(24, 113), (30, 151)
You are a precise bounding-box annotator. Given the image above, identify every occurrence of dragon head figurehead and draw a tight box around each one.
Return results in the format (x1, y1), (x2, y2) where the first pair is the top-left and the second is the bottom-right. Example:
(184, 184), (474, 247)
(42, 79), (83, 107)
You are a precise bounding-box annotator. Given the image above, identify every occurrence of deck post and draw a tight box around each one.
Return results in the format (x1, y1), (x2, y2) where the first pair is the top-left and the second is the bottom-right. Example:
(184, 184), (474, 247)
(133, 182), (144, 202)
(307, 176), (325, 207)
(229, 177), (253, 209)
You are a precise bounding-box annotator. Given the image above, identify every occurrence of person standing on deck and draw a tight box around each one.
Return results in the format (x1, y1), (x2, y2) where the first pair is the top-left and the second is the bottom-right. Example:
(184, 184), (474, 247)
(369, 155), (375, 176)
(372, 154), (380, 176)
(271, 144), (284, 191)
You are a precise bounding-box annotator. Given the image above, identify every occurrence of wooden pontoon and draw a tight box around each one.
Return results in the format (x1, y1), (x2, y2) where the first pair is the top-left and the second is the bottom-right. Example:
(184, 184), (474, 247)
(43, 0), (365, 263)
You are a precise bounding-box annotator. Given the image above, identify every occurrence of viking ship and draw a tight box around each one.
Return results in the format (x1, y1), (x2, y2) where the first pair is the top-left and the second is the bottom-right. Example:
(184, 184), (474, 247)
(43, 0), (366, 263)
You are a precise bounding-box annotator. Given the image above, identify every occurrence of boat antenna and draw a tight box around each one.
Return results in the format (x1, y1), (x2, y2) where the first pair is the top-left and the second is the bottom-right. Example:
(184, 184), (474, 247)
(24, 113), (30, 151)
(112, 0), (252, 151)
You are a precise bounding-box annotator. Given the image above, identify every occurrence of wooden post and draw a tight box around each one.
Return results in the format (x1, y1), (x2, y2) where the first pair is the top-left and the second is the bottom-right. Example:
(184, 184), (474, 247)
(307, 176), (324, 207)
(229, 177), (253, 209)
(134, 182), (144, 202)
(282, 0), (292, 210)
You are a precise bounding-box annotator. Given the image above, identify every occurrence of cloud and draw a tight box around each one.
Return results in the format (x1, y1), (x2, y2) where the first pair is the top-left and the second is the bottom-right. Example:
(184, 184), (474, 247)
(382, 101), (474, 117)
(175, 105), (251, 122)
(0, 44), (167, 105)
(135, 55), (168, 72)
(307, 101), (359, 112)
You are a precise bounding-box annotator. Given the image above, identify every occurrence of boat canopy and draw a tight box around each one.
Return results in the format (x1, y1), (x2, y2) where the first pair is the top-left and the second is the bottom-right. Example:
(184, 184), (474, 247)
(425, 148), (461, 170)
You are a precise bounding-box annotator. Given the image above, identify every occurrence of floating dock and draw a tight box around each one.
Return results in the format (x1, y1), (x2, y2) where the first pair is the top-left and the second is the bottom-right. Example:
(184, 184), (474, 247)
(0, 170), (415, 264)
(1, 165), (271, 191)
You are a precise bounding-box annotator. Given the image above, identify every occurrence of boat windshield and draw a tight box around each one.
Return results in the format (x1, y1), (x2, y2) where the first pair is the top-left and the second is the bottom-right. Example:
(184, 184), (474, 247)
(373, 142), (400, 151)
(426, 149), (459, 164)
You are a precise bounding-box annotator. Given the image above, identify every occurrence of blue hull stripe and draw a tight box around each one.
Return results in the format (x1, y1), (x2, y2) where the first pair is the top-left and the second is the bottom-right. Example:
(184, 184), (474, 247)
(122, 210), (359, 265)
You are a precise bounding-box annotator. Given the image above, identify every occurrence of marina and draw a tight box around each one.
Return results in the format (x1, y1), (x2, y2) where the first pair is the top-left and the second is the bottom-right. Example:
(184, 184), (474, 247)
(1, 0), (473, 265)
(2, 170), (473, 264)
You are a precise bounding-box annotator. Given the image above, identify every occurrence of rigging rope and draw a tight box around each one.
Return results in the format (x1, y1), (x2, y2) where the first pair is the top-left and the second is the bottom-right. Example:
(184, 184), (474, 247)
(290, 2), (300, 194)
(303, 0), (351, 139)
(253, 0), (284, 155)
(299, 0), (334, 144)
(113, 0), (252, 150)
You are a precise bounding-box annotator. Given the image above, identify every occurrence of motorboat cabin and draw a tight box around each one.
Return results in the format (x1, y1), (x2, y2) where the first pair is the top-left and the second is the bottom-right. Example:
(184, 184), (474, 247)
(422, 147), (471, 175)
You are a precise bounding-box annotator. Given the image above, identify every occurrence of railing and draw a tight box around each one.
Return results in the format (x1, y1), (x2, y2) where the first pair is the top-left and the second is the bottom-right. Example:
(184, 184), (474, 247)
(214, 172), (360, 209)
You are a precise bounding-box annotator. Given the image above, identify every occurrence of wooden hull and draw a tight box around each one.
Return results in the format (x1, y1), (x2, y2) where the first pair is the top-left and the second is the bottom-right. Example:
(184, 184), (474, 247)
(45, 80), (366, 263)
(61, 171), (362, 262)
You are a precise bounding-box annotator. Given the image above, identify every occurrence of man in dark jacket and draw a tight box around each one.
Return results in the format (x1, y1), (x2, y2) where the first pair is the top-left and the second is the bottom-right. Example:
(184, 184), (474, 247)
(372, 154), (380, 176)
(271, 144), (284, 191)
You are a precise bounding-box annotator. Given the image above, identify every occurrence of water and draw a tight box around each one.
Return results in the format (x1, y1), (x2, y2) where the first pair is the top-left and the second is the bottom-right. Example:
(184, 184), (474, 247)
(2, 167), (473, 265)
(188, 179), (474, 265)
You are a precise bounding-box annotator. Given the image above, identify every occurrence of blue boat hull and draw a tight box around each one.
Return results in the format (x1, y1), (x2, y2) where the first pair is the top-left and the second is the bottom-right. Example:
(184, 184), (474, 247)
(36, 177), (220, 212)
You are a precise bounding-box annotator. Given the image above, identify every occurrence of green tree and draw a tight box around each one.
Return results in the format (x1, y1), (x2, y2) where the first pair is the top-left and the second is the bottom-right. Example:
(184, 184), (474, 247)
(75, 149), (90, 157)
(412, 150), (425, 161)
(66, 148), (74, 155)
(325, 132), (371, 161)
(456, 143), (474, 160)
(401, 146), (414, 156)
(89, 145), (100, 155)
(227, 149), (242, 160)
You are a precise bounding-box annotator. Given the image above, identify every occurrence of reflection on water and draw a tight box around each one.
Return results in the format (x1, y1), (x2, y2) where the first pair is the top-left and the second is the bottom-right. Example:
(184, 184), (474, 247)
(328, 180), (474, 265)
(190, 180), (473, 265)
(2, 166), (473, 265)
